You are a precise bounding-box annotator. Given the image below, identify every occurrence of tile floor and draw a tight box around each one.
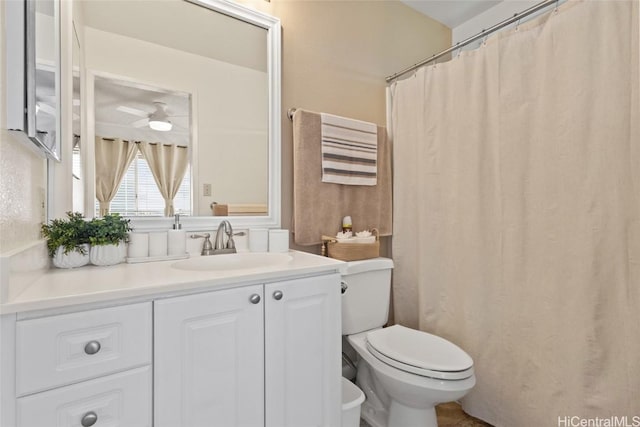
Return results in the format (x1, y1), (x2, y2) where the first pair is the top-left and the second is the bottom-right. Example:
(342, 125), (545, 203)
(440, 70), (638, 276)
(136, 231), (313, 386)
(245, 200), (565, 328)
(359, 402), (492, 427)
(435, 402), (492, 427)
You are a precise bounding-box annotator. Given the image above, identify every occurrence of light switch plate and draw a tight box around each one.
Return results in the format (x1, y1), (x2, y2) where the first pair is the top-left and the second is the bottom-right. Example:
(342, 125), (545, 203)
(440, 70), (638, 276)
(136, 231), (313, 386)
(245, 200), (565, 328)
(203, 183), (212, 197)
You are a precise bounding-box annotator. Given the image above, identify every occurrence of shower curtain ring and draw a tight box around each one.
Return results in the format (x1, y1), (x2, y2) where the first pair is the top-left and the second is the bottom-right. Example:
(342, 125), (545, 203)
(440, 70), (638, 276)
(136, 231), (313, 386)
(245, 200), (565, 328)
(515, 18), (521, 31)
(554, 0), (559, 13)
(428, 54), (437, 69)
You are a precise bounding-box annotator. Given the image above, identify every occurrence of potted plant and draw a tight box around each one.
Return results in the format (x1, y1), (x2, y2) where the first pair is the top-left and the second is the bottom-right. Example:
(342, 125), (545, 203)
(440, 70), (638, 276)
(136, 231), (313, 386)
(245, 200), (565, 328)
(41, 212), (91, 268)
(88, 213), (132, 266)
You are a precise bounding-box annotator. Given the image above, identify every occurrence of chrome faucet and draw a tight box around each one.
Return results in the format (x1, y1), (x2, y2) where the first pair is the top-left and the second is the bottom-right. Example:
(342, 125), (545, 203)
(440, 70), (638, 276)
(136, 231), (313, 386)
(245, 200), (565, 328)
(213, 220), (237, 254)
(191, 221), (246, 256)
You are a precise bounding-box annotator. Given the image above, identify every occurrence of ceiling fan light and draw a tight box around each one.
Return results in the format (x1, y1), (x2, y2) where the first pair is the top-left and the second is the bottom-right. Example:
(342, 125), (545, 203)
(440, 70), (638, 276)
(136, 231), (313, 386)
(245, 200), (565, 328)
(149, 119), (172, 131)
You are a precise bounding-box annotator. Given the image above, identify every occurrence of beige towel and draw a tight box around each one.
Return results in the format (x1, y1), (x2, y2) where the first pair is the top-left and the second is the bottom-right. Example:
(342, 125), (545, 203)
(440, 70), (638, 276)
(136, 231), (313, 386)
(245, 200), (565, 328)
(293, 109), (392, 245)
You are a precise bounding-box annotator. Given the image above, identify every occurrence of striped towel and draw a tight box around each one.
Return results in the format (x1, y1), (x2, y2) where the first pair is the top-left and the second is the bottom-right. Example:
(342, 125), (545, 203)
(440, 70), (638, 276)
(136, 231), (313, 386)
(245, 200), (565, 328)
(320, 113), (378, 186)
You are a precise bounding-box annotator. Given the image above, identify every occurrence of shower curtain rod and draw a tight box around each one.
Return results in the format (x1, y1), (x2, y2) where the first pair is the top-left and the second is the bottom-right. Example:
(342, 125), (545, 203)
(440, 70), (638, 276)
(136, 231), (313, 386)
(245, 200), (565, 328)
(385, 0), (559, 83)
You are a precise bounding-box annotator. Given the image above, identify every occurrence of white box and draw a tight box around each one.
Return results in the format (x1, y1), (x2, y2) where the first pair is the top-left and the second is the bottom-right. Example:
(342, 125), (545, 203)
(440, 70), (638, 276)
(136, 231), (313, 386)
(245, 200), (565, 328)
(268, 229), (289, 253)
(148, 232), (168, 257)
(249, 228), (269, 252)
(128, 233), (149, 258)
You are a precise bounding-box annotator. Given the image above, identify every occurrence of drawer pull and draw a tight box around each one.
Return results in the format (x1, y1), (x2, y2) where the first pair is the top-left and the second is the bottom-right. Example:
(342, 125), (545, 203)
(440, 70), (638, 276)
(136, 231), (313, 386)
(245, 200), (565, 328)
(249, 294), (261, 304)
(81, 411), (98, 427)
(273, 290), (283, 300)
(84, 341), (101, 355)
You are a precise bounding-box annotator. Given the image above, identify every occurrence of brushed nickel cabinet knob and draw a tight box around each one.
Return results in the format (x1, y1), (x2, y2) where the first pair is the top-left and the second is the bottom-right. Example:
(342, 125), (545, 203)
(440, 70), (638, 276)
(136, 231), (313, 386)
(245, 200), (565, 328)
(84, 341), (101, 355)
(81, 411), (98, 427)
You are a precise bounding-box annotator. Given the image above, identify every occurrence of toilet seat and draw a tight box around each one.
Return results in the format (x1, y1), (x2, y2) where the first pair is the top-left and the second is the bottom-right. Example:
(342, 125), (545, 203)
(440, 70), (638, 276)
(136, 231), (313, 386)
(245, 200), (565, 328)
(366, 325), (474, 381)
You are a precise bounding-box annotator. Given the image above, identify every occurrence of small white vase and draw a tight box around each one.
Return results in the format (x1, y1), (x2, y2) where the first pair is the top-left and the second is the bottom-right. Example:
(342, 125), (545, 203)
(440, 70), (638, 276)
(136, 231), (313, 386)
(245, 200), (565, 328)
(90, 243), (126, 266)
(52, 244), (90, 269)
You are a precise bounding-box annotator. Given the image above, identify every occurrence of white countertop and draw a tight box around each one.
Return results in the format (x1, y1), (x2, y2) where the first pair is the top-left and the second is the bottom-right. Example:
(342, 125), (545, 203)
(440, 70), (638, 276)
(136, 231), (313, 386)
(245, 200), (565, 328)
(1, 251), (346, 315)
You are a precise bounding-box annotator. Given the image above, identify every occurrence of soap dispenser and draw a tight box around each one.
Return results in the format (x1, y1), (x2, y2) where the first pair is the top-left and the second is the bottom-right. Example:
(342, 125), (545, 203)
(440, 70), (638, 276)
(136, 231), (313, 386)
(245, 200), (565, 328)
(168, 214), (186, 256)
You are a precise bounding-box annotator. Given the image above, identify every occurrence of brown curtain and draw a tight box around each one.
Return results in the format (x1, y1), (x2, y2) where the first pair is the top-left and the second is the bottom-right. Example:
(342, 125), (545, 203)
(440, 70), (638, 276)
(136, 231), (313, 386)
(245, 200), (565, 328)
(138, 142), (189, 216)
(390, 0), (639, 425)
(94, 137), (138, 216)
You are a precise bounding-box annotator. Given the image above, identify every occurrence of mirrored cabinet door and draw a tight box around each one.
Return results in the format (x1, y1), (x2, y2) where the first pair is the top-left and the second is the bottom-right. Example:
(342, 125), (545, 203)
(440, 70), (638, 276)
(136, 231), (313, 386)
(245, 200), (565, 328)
(27, 0), (61, 161)
(5, 0), (61, 162)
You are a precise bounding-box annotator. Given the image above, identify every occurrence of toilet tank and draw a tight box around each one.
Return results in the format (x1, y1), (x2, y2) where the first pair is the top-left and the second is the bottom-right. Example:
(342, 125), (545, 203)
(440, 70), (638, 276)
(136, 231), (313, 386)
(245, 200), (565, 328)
(341, 257), (394, 335)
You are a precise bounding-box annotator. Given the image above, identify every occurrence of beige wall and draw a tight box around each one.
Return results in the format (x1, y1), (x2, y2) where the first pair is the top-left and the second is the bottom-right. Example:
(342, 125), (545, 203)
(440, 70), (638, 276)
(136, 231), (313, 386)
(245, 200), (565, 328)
(238, 0), (451, 253)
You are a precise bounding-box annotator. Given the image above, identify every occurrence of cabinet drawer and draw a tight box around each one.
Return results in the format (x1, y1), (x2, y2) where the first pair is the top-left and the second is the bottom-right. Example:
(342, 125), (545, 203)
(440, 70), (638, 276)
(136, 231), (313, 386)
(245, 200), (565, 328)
(17, 365), (151, 427)
(16, 302), (152, 396)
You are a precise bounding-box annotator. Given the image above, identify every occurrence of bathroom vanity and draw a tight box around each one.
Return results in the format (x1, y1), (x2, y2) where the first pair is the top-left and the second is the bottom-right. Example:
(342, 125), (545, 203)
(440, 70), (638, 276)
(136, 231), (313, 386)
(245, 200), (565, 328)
(0, 251), (344, 427)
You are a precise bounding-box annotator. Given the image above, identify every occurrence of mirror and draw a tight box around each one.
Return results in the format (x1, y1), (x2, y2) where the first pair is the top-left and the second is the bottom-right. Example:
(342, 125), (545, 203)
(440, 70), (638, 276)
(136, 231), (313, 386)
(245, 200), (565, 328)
(77, 0), (281, 231)
(72, 22), (83, 213)
(27, 0), (61, 161)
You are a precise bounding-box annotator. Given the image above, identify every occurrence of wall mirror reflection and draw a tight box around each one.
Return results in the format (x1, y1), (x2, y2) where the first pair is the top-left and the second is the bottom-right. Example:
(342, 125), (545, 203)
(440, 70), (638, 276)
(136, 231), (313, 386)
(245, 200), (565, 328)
(93, 76), (192, 217)
(76, 0), (280, 230)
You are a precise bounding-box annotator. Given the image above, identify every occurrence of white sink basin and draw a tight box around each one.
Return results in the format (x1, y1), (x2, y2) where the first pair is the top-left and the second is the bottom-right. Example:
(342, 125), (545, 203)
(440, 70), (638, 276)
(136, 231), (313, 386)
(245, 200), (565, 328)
(171, 252), (293, 272)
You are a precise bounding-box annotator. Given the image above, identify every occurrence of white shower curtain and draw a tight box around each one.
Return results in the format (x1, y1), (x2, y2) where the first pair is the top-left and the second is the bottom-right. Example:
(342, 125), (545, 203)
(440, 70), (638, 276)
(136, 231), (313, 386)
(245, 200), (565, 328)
(390, 1), (639, 425)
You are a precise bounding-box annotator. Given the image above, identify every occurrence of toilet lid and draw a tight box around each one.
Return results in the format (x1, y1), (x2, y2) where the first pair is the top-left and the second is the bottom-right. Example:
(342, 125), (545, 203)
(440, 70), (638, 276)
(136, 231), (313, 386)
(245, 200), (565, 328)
(366, 325), (474, 380)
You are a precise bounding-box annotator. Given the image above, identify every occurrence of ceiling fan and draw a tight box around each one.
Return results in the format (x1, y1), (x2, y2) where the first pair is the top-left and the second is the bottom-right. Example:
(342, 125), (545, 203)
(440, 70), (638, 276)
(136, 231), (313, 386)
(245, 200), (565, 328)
(117, 101), (181, 132)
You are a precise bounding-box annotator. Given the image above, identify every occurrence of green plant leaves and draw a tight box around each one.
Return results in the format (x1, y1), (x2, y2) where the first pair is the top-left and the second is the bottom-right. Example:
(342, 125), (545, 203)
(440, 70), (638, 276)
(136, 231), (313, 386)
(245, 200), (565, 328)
(41, 212), (90, 257)
(41, 212), (133, 257)
(87, 214), (132, 246)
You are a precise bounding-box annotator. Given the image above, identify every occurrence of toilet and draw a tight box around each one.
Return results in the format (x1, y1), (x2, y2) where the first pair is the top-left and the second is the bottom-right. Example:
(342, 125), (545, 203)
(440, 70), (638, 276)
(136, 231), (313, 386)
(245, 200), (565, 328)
(342, 257), (476, 427)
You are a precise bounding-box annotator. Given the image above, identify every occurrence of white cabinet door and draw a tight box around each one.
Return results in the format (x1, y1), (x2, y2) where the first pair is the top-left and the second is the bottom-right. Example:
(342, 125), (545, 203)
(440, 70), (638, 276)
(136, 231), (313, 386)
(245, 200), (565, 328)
(17, 366), (151, 427)
(154, 285), (264, 427)
(264, 274), (342, 427)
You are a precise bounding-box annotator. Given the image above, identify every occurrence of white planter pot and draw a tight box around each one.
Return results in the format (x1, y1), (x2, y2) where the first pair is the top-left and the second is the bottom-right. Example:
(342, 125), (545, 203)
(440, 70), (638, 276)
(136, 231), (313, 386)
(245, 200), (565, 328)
(90, 243), (126, 266)
(52, 244), (90, 269)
